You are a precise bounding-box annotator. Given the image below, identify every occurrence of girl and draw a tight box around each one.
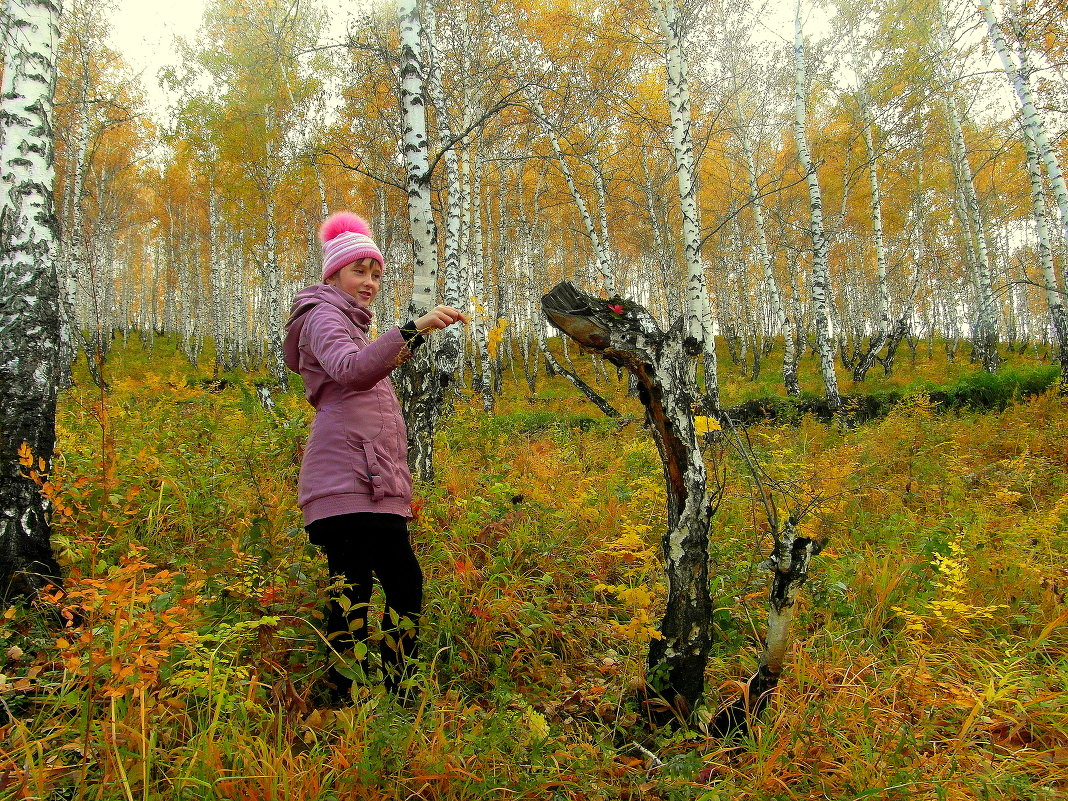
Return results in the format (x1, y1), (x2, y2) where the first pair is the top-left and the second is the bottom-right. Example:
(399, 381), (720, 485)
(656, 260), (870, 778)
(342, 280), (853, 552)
(284, 211), (464, 704)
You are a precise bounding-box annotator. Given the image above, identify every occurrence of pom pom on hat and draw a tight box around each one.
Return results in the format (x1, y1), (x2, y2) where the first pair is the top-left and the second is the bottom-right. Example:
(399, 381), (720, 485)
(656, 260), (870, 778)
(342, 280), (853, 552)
(319, 210), (385, 282)
(319, 211), (372, 243)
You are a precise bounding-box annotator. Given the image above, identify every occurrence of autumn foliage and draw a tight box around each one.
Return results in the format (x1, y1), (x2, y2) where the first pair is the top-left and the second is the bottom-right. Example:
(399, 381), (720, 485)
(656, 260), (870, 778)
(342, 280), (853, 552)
(0, 338), (1065, 799)
(4, 0), (1066, 795)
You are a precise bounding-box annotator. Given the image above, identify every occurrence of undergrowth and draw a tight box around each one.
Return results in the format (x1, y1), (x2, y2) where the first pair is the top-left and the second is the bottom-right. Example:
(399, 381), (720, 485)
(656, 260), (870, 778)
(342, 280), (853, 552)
(0, 336), (1065, 800)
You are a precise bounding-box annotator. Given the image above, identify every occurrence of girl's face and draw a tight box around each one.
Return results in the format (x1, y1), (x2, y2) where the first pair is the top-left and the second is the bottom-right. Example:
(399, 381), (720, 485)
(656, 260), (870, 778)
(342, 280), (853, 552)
(328, 257), (383, 308)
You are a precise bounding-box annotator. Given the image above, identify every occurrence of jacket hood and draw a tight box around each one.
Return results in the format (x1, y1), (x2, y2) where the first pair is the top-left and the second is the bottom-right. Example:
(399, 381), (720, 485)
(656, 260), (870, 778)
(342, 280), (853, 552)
(284, 284), (373, 372)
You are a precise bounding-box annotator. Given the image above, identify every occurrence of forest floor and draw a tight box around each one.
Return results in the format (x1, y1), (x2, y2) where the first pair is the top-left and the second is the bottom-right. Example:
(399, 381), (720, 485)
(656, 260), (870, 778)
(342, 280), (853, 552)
(1, 336), (1066, 800)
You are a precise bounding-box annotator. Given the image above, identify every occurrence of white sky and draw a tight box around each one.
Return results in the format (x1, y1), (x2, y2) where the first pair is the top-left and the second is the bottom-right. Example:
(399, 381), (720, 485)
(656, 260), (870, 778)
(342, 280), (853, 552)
(107, 0), (208, 114)
(105, 0), (806, 108)
(105, 0), (1008, 130)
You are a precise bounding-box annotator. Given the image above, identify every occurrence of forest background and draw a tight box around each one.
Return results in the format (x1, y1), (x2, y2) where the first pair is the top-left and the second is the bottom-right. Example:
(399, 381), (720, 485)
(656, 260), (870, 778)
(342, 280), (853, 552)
(1, 0), (1067, 797)
(46, 0), (1068, 392)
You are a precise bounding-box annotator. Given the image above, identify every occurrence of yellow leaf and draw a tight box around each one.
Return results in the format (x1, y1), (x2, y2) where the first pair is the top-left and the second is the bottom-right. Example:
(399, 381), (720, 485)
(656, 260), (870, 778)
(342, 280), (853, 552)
(694, 416), (721, 434)
(524, 707), (550, 741)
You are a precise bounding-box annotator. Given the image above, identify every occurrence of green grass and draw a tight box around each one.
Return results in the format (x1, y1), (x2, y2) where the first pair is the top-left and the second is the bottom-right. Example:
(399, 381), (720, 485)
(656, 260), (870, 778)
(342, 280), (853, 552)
(0, 335), (1065, 799)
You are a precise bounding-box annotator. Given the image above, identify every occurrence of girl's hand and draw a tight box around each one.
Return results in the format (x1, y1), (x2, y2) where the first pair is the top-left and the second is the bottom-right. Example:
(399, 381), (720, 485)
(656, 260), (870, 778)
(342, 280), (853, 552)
(413, 306), (469, 333)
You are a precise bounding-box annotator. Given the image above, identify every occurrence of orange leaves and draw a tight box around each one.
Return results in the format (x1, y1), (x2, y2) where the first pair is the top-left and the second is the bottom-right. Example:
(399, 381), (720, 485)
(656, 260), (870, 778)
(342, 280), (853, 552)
(45, 546), (202, 701)
(17, 442), (49, 488)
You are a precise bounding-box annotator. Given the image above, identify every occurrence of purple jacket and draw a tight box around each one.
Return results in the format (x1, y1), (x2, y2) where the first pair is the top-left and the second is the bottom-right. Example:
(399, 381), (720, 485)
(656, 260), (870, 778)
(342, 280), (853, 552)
(284, 284), (413, 524)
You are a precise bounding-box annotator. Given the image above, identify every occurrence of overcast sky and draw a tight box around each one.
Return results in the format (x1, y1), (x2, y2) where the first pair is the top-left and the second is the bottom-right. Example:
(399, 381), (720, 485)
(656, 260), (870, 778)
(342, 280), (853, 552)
(107, 0), (207, 114)
(101, 0), (839, 122)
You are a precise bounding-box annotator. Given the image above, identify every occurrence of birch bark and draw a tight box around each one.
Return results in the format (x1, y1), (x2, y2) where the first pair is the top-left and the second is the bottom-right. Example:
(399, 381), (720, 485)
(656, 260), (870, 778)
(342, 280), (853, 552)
(793, 0), (840, 409)
(0, 0), (64, 597)
(57, 77), (88, 383)
(1021, 120), (1068, 387)
(396, 0), (440, 482)
(935, 0), (999, 371)
(639, 148), (682, 316)
(651, 0), (720, 410)
(981, 1), (1068, 250)
(850, 106), (892, 382)
(712, 517), (817, 735)
(980, 1), (1068, 386)
(263, 189), (287, 385)
(741, 133), (799, 395)
(426, 2), (466, 387)
(542, 282), (711, 718)
(470, 166), (494, 412)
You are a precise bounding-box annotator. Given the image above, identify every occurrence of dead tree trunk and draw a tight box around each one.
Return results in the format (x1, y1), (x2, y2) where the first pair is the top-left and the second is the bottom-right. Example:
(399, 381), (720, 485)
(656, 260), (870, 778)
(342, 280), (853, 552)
(542, 281), (714, 718)
(711, 517), (818, 736)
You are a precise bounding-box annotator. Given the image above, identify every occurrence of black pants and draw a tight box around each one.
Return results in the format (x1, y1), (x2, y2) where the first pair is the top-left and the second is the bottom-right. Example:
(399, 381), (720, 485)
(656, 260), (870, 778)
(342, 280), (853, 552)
(306, 512), (423, 695)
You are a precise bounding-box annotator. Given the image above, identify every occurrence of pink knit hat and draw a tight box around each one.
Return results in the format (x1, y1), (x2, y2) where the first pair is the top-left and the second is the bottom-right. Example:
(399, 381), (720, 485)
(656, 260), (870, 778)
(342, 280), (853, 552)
(320, 211), (385, 282)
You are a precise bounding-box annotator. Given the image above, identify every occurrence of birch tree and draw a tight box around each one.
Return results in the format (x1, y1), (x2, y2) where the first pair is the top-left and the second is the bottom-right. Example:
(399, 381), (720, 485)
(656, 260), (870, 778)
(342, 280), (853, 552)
(650, 0), (720, 410)
(847, 100), (893, 382)
(527, 92), (616, 297)
(424, 0), (466, 387)
(793, 0), (841, 409)
(740, 129), (801, 395)
(638, 139), (685, 317)
(928, 0), (1001, 371)
(169, 0), (326, 384)
(468, 160), (495, 412)
(542, 282), (713, 718)
(1018, 121), (1068, 386)
(980, 1), (1068, 251)
(980, 0), (1068, 387)
(395, 0), (441, 481)
(0, 0), (64, 598)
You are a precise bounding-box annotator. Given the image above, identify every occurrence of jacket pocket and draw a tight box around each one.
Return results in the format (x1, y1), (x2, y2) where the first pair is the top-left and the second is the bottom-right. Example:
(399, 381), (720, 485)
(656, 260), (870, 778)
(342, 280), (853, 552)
(360, 441), (386, 502)
(349, 438), (406, 501)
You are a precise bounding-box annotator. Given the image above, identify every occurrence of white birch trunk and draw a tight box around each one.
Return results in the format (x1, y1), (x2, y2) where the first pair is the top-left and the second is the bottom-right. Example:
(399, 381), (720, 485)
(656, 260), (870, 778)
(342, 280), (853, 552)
(163, 216), (178, 336)
(492, 176), (509, 394)
(936, 0), (998, 370)
(591, 155), (615, 296)
(1021, 115), (1068, 385)
(946, 101), (999, 371)
(181, 240), (202, 368)
(865, 114), (890, 344)
(426, 2), (465, 383)
(208, 184), (229, 374)
(471, 168), (494, 412)
(793, 0), (840, 409)
(229, 228), (248, 370)
(640, 150), (681, 317)
(57, 84), (88, 381)
(150, 243), (161, 337)
(399, 0), (437, 316)
(651, 0), (720, 409)
(542, 282), (709, 718)
(982, 1), (1068, 250)
(742, 134), (799, 395)
(397, 0), (440, 481)
(518, 169), (541, 394)
(712, 518), (818, 736)
(0, 0), (64, 595)
(850, 106), (893, 382)
(263, 191), (287, 385)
